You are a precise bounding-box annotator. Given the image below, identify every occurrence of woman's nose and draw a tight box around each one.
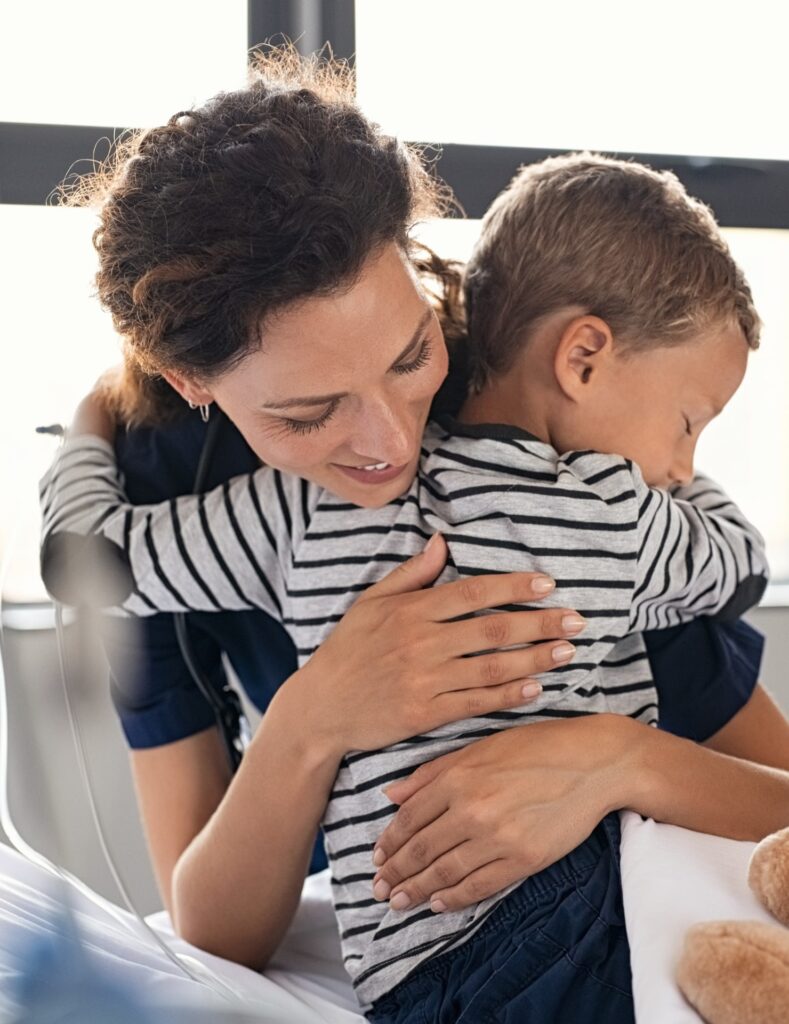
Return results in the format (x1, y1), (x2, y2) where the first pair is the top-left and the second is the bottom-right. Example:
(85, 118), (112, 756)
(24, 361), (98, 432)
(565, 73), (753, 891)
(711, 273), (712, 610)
(353, 400), (414, 465)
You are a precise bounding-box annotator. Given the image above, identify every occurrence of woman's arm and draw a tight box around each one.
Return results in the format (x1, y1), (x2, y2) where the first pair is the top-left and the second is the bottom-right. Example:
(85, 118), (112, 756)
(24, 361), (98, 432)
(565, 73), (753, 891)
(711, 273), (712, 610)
(171, 682), (338, 965)
(54, 391), (586, 945)
(131, 728), (232, 919)
(159, 539), (581, 964)
(370, 694), (789, 914)
(703, 682), (789, 769)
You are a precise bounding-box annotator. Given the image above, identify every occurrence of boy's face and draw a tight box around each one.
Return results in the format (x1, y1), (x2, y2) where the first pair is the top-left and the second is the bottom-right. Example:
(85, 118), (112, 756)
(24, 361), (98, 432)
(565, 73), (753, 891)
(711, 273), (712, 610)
(579, 324), (749, 488)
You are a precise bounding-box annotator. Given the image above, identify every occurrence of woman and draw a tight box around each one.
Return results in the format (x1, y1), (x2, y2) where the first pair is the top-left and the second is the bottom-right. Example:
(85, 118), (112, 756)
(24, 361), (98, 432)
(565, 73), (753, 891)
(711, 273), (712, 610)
(47, 46), (789, 1018)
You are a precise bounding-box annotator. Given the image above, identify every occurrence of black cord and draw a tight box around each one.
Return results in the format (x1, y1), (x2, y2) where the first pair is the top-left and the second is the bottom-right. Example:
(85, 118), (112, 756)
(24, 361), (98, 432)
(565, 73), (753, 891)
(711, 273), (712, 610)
(173, 411), (247, 774)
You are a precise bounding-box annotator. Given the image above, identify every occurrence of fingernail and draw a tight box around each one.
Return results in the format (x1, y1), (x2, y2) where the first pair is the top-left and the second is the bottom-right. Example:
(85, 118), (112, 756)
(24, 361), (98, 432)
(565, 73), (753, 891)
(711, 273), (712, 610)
(424, 532), (440, 554)
(431, 899), (447, 914)
(373, 847), (386, 867)
(374, 880), (391, 901)
(552, 642), (576, 663)
(532, 576), (555, 595)
(561, 615), (586, 635)
(521, 681), (542, 700)
(390, 891), (410, 911)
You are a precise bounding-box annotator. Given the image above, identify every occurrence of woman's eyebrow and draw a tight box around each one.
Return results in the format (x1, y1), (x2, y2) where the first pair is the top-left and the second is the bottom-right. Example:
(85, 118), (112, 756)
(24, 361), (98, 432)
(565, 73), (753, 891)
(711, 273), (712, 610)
(264, 391), (346, 411)
(262, 306), (433, 411)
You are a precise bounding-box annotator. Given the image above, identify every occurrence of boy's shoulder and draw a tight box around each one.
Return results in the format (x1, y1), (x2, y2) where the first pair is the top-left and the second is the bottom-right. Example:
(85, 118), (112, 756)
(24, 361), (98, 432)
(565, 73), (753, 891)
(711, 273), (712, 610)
(422, 417), (642, 509)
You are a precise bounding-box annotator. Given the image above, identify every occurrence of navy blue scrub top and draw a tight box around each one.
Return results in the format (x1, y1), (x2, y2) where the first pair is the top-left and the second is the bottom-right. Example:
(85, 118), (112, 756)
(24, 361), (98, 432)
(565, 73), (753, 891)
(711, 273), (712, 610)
(101, 413), (764, 875)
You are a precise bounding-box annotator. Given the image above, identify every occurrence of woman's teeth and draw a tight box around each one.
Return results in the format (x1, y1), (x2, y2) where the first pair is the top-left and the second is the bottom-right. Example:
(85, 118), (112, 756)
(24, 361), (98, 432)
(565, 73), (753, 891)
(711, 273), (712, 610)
(360, 462), (390, 471)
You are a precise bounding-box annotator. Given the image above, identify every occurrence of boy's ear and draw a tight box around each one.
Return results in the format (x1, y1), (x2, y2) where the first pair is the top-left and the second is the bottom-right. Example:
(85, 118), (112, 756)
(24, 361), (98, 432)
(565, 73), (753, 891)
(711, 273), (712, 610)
(554, 316), (614, 402)
(161, 370), (214, 407)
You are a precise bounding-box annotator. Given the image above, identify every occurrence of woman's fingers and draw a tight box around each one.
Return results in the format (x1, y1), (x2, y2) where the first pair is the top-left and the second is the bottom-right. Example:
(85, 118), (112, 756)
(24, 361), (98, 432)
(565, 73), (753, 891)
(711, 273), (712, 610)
(360, 533), (448, 598)
(442, 639), (577, 693)
(381, 753), (459, 808)
(374, 785), (450, 872)
(381, 840), (487, 910)
(429, 678), (541, 728)
(417, 570), (559, 622)
(372, 813), (456, 903)
(373, 811), (480, 904)
(441, 607), (587, 657)
(425, 859), (519, 914)
(378, 835), (523, 914)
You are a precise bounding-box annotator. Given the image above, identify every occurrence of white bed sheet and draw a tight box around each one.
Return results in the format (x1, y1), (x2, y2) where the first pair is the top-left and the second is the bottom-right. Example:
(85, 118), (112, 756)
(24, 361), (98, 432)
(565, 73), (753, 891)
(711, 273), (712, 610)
(620, 810), (776, 1024)
(1, 820), (777, 1022)
(0, 842), (364, 1022)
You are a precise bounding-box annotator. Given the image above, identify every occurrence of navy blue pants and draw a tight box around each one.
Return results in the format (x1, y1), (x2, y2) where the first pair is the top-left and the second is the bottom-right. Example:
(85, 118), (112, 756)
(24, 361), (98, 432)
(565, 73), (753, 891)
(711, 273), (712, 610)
(367, 814), (633, 1024)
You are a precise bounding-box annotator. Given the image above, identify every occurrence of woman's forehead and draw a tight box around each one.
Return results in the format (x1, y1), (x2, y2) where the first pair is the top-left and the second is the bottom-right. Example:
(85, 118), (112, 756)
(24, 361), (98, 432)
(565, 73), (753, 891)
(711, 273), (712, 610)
(220, 244), (431, 404)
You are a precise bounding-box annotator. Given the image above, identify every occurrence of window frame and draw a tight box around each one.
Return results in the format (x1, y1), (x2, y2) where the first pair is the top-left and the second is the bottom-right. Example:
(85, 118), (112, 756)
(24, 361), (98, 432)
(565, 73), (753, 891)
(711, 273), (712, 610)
(2, 0), (787, 595)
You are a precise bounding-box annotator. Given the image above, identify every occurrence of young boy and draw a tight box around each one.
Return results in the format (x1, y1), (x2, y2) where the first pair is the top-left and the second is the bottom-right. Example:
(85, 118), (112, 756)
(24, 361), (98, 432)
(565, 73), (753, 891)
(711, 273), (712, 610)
(40, 153), (767, 1021)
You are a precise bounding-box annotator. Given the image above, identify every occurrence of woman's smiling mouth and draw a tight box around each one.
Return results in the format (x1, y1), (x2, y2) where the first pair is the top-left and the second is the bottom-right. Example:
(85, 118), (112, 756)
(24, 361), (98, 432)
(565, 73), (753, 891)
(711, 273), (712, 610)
(334, 461), (409, 485)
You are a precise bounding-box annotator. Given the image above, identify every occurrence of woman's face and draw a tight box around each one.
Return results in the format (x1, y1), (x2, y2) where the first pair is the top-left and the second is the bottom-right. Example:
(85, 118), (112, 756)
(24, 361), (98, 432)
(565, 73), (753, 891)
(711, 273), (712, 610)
(200, 244), (449, 508)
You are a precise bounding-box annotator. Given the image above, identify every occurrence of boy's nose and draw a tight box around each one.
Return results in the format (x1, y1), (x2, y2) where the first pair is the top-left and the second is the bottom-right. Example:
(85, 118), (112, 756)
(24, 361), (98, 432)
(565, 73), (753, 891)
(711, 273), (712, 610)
(669, 458), (694, 487)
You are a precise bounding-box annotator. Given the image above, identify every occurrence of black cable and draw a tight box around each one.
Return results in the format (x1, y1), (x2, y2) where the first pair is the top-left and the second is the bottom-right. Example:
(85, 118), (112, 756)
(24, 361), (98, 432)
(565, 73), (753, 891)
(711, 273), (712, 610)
(173, 411), (248, 774)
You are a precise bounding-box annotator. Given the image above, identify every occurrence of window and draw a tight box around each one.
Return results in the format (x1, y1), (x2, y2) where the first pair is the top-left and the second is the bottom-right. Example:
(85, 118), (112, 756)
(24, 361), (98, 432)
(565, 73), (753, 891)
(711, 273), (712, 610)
(356, 0), (788, 161)
(0, 0), (247, 128)
(3, 0), (788, 600)
(1, 205), (114, 601)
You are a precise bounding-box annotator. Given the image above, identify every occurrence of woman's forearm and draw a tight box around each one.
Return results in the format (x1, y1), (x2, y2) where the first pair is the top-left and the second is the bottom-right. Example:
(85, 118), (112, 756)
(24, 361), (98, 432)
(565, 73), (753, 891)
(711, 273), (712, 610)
(172, 679), (340, 969)
(620, 716), (789, 841)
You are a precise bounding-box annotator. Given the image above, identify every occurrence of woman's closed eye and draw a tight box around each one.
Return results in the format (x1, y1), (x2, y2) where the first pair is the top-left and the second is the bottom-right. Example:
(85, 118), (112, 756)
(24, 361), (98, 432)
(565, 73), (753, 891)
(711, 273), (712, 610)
(392, 337), (432, 375)
(280, 399), (341, 436)
(278, 338), (434, 436)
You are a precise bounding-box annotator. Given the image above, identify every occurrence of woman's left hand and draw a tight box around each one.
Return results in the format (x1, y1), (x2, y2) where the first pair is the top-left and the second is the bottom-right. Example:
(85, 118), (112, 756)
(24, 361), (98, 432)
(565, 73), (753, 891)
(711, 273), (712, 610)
(371, 714), (640, 913)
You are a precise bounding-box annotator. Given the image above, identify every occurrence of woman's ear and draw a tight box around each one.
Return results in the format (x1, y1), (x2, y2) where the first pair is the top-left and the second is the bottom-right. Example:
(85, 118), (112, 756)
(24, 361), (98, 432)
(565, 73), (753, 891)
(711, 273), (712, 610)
(161, 370), (214, 408)
(554, 316), (614, 402)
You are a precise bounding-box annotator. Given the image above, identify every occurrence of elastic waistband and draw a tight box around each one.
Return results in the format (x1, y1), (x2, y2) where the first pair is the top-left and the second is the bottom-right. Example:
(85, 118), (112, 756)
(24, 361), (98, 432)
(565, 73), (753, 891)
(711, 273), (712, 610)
(369, 813), (624, 1011)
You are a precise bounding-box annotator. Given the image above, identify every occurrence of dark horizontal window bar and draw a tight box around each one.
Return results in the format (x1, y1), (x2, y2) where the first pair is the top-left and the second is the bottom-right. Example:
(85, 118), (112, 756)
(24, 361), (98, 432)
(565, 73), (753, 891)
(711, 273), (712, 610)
(431, 143), (789, 229)
(3, 122), (789, 230)
(0, 122), (124, 205)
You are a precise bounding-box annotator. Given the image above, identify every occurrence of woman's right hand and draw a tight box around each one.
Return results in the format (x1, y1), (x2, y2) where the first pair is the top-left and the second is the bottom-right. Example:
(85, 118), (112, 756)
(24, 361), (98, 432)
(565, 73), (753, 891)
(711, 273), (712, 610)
(293, 533), (586, 757)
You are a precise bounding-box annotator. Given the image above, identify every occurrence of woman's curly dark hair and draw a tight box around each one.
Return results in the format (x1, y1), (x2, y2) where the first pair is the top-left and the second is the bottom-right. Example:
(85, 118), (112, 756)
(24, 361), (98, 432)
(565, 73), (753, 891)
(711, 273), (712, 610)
(61, 46), (462, 424)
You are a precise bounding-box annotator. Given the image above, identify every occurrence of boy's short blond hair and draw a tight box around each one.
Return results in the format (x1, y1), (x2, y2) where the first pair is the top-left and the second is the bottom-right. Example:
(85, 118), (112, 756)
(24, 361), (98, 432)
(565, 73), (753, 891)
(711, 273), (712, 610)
(464, 153), (761, 390)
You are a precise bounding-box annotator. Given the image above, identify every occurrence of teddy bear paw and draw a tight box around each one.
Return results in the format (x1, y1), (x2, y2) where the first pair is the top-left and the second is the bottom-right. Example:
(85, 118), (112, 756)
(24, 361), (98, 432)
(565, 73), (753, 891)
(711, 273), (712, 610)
(677, 920), (789, 1024)
(749, 827), (789, 927)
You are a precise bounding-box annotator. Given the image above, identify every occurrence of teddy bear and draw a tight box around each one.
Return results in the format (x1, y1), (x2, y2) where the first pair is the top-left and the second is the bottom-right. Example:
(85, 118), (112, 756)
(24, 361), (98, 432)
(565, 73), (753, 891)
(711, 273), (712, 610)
(676, 825), (789, 1024)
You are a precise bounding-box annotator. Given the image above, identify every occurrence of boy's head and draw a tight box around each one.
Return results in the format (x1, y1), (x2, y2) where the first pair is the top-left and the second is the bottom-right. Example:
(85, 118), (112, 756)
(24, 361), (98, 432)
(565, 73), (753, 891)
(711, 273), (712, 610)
(463, 153), (760, 487)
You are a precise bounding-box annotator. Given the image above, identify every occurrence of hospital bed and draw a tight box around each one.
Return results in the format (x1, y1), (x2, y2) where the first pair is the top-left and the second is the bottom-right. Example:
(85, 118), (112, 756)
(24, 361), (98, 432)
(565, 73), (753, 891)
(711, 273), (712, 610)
(0, 813), (775, 1022)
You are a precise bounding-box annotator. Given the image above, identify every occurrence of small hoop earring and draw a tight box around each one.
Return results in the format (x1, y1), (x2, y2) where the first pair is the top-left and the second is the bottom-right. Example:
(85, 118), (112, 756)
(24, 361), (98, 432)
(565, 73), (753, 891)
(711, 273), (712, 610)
(187, 400), (211, 422)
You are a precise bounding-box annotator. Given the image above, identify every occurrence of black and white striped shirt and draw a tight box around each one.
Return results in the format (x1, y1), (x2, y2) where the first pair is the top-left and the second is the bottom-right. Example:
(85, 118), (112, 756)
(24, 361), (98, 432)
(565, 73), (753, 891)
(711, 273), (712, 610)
(39, 418), (767, 1006)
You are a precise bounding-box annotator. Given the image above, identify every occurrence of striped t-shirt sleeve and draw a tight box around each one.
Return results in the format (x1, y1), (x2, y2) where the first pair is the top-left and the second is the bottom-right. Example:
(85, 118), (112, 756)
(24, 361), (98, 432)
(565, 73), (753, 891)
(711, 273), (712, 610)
(629, 467), (768, 632)
(40, 435), (292, 620)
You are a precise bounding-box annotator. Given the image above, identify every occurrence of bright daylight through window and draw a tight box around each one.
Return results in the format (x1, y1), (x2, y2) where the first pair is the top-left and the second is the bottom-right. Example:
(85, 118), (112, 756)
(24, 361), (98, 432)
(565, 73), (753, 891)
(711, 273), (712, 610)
(2, 0), (788, 599)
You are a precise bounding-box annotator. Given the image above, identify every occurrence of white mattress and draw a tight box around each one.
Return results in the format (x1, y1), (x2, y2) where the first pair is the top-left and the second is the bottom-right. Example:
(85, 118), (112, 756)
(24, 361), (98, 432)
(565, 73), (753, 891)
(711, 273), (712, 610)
(0, 818), (776, 1022)
(0, 842), (364, 1022)
(620, 810), (775, 1024)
